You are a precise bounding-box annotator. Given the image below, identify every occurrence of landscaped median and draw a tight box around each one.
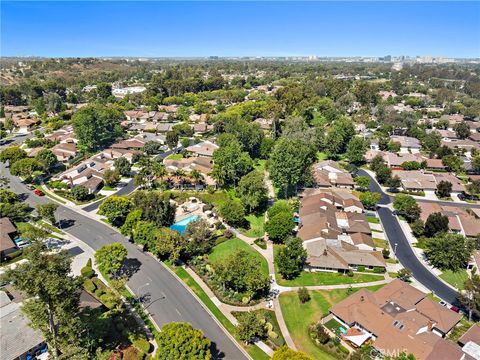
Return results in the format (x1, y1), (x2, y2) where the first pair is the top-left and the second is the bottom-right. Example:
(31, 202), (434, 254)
(165, 263), (270, 360)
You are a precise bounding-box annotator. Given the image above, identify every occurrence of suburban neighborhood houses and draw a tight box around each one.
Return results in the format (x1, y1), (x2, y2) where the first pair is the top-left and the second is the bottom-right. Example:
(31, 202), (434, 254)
(1, 2), (480, 359)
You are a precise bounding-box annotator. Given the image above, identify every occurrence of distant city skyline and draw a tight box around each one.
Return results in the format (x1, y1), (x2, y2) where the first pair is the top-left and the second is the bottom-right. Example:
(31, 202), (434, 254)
(2, 1), (479, 58)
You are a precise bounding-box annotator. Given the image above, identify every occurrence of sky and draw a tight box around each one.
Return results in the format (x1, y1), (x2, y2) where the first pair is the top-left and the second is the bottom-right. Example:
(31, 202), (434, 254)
(1, 1), (479, 58)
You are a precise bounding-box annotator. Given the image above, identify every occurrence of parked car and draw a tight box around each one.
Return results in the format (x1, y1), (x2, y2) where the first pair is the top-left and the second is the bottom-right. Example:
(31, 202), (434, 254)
(26, 184), (35, 190)
(450, 306), (460, 313)
(34, 189), (44, 196)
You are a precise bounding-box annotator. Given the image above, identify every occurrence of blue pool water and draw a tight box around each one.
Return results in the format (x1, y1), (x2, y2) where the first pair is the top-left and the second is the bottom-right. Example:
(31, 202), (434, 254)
(339, 327), (347, 335)
(170, 214), (199, 234)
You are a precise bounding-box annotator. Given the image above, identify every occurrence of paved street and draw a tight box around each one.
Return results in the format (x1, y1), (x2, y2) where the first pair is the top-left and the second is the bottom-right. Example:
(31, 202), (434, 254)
(0, 163), (248, 360)
(357, 169), (461, 304)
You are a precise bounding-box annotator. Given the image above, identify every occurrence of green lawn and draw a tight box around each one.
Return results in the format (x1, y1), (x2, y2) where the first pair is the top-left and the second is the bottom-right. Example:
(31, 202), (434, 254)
(166, 153), (184, 160)
(279, 286), (384, 360)
(324, 318), (345, 335)
(366, 216), (380, 224)
(208, 238), (269, 277)
(439, 269), (468, 290)
(373, 238), (387, 249)
(274, 246), (383, 286)
(168, 264), (270, 360)
(243, 214), (265, 238)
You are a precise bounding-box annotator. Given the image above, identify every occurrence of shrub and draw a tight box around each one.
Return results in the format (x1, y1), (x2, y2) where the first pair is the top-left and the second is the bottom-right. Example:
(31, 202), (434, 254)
(84, 279), (96, 293)
(268, 331), (278, 339)
(346, 270), (354, 277)
(223, 229), (233, 238)
(5, 249), (23, 260)
(382, 248), (390, 259)
(357, 265), (366, 272)
(298, 287), (311, 304)
(203, 204), (213, 212)
(132, 338), (150, 354)
(81, 266), (95, 279)
(123, 346), (141, 360)
(373, 267), (385, 273)
(95, 288), (105, 298)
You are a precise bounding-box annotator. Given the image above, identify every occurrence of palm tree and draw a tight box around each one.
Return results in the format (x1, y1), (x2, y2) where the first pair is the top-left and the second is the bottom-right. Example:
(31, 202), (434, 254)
(190, 169), (203, 184)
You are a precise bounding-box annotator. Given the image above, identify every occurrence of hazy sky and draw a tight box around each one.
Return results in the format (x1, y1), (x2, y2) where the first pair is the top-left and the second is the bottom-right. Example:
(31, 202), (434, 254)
(2, 1), (479, 58)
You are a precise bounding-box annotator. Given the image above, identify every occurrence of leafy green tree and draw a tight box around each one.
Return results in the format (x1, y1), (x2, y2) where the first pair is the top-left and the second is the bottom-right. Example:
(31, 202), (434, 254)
(72, 104), (124, 151)
(10, 158), (44, 178)
(218, 199), (246, 227)
(472, 156), (480, 173)
(183, 218), (212, 258)
(397, 268), (412, 282)
(157, 322), (212, 360)
(346, 137), (368, 164)
(98, 196), (131, 225)
(44, 92), (63, 113)
(454, 122), (471, 139)
(467, 180), (480, 196)
(424, 233), (475, 271)
(370, 154), (386, 172)
(136, 157), (166, 189)
(2, 242), (82, 358)
(212, 139), (253, 187)
(354, 176), (371, 191)
(411, 219), (425, 237)
(276, 237), (307, 279)
(131, 191), (176, 227)
(460, 269), (480, 321)
(298, 287), (311, 303)
(36, 149), (58, 171)
(0, 189), (31, 221)
(436, 180), (452, 198)
(424, 212), (449, 238)
(120, 209), (142, 237)
(214, 249), (270, 297)
(387, 175), (402, 190)
(388, 141), (401, 153)
(269, 138), (315, 197)
(0, 145), (27, 164)
(102, 169), (121, 187)
(375, 164), (392, 185)
(143, 141), (163, 155)
(36, 202), (59, 225)
(236, 312), (267, 344)
(272, 346), (313, 360)
(113, 157), (131, 176)
(267, 200), (292, 218)
(421, 132), (441, 153)
(96, 82), (112, 100)
(393, 194), (421, 222)
(166, 131), (179, 149)
(359, 191), (381, 210)
(131, 220), (157, 249)
(237, 171), (268, 213)
(265, 211), (295, 243)
(94, 243), (128, 276)
(442, 154), (463, 173)
(4, 117), (15, 133)
(152, 227), (186, 263)
(71, 185), (89, 201)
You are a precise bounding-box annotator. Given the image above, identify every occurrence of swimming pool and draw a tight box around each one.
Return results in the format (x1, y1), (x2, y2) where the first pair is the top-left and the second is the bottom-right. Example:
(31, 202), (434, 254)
(170, 214), (199, 235)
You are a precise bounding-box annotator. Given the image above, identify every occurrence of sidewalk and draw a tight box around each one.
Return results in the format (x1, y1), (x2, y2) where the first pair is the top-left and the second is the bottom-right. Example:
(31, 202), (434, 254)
(183, 266), (275, 356)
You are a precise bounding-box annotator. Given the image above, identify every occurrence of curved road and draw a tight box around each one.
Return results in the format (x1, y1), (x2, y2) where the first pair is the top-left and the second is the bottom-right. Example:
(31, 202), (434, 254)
(358, 169), (462, 305)
(0, 163), (247, 360)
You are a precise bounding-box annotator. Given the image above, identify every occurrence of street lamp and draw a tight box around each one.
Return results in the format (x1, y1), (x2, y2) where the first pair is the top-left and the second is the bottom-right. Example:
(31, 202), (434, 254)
(394, 243), (398, 260)
(137, 282), (150, 303)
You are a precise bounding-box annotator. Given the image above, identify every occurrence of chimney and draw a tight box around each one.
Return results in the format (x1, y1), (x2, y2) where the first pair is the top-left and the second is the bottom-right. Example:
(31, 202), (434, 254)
(323, 249), (328, 256)
(360, 296), (365, 302)
(427, 321), (433, 332)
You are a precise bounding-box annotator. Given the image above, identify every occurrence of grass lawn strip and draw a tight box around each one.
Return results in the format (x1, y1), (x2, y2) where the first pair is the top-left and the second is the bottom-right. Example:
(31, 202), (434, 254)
(439, 269), (468, 290)
(366, 216), (380, 224)
(279, 285), (384, 360)
(209, 238), (269, 277)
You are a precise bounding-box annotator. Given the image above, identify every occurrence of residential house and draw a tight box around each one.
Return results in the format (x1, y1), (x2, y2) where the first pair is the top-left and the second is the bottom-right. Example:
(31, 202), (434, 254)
(45, 126), (77, 144)
(0, 291), (46, 360)
(441, 139), (480, 158)
(418, 202), (480, 238)
(311, 160), (354, 189)
(458, 324), (480, 360)
(193, 123), (213, 135)
(0, 218), (18, 260)
(163, 156), (216, 187)
(329, 279), (465, 360)
(297, 190), (384, 272)
(186, 140), (219, 158)
(111, 138), (146, 151)
(254, 118), (274, 131)
(12, 117), (39, 134)
(51, 142), (78, 163)
(390, 135), (422, 153)
(391, 170), (465, 195)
